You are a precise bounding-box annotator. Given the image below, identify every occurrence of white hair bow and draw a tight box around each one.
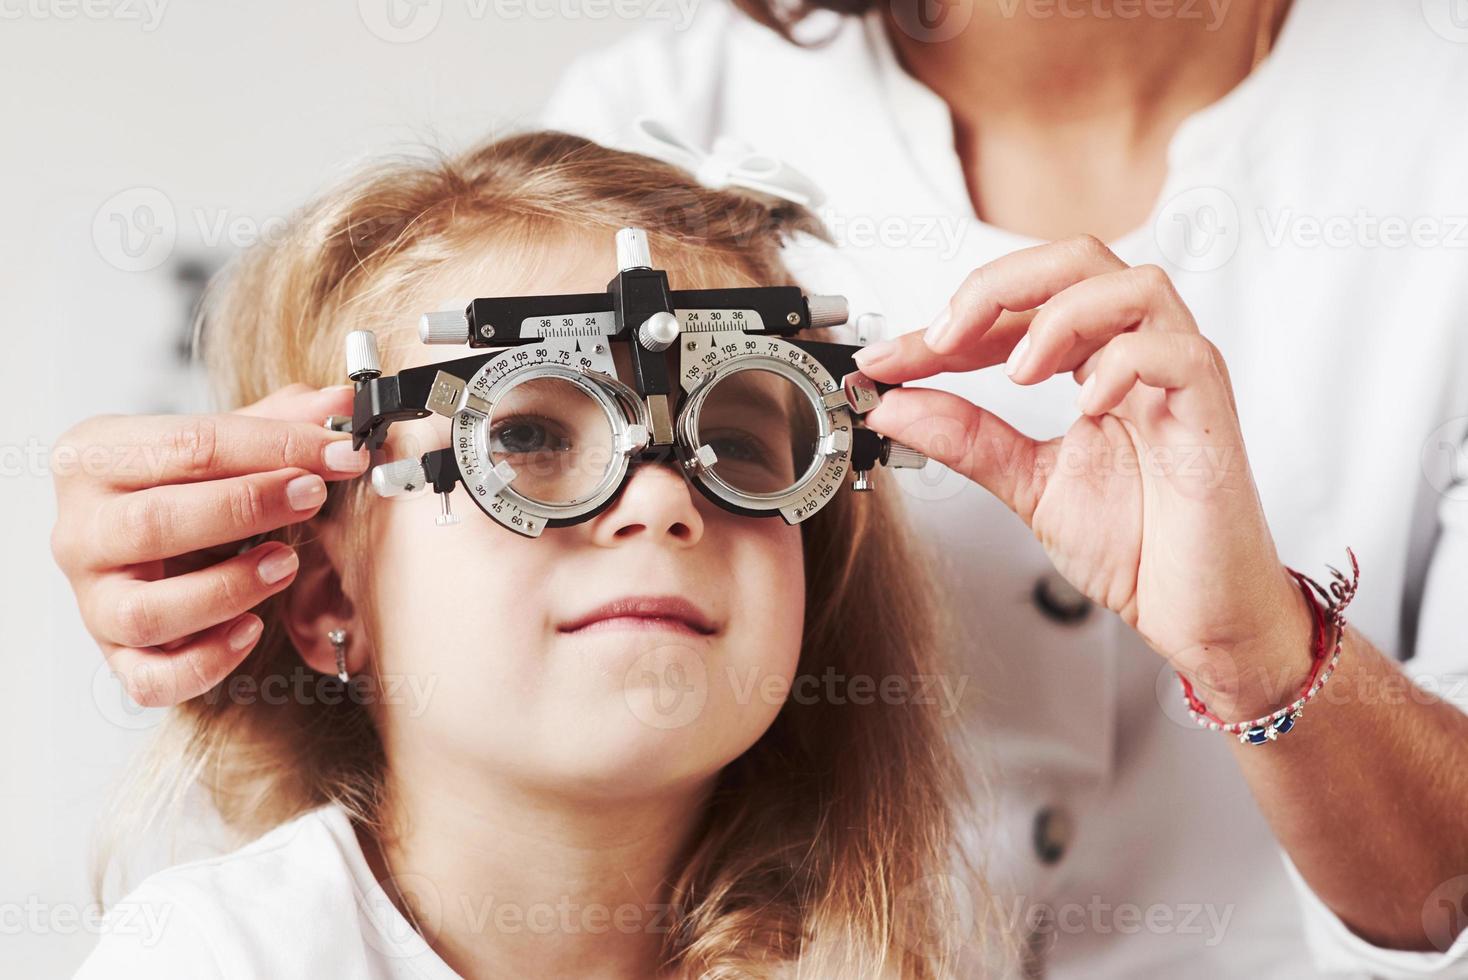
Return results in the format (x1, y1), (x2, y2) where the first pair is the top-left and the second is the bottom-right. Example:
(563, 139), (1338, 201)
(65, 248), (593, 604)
(633, 117), (826, 209)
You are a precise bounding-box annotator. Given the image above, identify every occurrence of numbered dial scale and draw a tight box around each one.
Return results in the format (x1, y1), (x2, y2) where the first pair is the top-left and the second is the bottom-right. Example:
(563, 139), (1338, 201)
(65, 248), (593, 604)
(341, 226), (927, 538)
(678, 332), (852, 525)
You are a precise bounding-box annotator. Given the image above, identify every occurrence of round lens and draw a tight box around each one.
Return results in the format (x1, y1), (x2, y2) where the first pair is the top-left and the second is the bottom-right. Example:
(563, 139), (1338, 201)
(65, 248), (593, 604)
(694, 368), (821, 496)
(487, 377), (616, 505)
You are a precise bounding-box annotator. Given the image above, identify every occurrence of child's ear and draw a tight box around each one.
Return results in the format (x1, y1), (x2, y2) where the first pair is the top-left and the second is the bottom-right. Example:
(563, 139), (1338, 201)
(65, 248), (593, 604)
(279, 533), (364, 678)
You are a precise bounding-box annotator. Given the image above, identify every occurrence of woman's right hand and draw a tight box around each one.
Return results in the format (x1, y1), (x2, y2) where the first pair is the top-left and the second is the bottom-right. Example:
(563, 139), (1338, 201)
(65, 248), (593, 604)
(49, 384), (370, 707)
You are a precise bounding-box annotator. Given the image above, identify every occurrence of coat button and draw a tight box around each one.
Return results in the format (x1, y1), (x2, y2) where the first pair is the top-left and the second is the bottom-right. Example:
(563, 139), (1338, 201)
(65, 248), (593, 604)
(1032, 571), (1092, 625)
(1033, 806), (1073, 866)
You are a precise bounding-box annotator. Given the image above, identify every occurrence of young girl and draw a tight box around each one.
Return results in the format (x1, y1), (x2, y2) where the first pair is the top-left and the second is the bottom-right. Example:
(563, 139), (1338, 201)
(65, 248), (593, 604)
(78, 133), (989, 978)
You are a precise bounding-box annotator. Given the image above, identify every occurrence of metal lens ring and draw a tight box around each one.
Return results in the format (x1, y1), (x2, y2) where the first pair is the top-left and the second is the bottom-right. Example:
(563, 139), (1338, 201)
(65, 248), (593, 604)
(452, 340), (637, 537)
(677, 336), (853, 525)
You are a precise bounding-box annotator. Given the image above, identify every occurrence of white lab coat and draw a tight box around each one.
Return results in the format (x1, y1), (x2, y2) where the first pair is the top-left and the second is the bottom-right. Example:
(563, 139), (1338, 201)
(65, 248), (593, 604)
(541, 0), (1468, 975)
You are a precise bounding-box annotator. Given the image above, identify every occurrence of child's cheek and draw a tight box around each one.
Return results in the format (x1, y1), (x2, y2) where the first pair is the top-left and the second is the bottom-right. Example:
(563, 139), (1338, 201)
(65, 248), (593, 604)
(707, 518), (807, 737)
(366, 477), (544, 686)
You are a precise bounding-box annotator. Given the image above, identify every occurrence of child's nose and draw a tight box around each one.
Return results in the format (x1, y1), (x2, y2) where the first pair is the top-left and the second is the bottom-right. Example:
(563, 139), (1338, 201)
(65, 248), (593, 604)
(589, 461), (705, 547)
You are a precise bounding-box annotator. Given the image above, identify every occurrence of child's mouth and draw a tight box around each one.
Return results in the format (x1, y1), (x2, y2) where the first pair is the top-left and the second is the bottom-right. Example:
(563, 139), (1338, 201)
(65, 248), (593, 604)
(569, 616), (709, 637)
(558, 595), (719, 637)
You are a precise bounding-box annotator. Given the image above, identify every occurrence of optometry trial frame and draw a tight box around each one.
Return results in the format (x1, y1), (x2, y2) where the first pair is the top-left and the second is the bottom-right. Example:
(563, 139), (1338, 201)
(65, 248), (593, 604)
(331, 226), (927, 538)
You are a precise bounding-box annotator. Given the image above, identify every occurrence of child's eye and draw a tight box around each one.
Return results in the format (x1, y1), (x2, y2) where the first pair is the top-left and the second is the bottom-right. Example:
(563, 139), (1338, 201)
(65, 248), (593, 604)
(490, 415), (573, 456)
(701, 427), (801, 494)
(703, 428), (772, 465)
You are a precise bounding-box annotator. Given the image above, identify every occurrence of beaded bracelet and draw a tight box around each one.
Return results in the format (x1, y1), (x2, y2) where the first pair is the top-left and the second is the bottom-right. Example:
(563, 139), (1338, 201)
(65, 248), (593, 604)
(1178, 550), (1360, 745)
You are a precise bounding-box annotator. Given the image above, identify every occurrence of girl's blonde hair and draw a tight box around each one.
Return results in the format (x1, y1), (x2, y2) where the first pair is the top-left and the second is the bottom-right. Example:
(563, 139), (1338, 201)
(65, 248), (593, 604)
(106, 131), (991, 977)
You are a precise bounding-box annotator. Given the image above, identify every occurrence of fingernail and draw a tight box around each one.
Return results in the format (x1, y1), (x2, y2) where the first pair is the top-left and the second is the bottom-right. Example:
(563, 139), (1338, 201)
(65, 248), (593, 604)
(854, 339), (897, 369)
(257, 546), (299, 585)
(1077, 374), (1097, 412)
(323, 440), (369, 473)
(286, 474), (327, 511)
(319, 384), (355, 395)
(923, 307), (953, 349)
(1004, 335), (1031, 378)
(228, 616), (263, 652)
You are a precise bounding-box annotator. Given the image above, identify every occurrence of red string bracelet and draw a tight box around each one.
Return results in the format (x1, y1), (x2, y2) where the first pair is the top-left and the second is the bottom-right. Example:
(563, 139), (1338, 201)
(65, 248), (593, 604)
(1178, 550), (1360, 745)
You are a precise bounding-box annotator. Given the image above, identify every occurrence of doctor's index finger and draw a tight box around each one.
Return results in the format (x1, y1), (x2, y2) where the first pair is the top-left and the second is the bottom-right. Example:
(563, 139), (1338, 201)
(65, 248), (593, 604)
(854, 235), (1127, 383)
(854, 309), (1036, 384)
(50, 411), (370, 491)
(233, 383), (356, 423)
(925, 236), (1128, 355)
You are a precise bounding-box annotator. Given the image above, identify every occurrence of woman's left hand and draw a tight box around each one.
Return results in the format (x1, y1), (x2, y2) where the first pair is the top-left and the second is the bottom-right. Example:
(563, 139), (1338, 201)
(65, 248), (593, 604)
(854, 236), (1313, 720)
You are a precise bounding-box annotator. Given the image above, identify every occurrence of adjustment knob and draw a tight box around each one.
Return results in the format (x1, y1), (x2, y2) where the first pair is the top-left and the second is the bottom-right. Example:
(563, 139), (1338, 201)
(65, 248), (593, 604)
(371, 457), (427, 498)
(806, 294), (849, 330)
(419, 309), (470, 345)
(617, 424), (651, 454)
(435, 492), (460, 527)
(883, 440), (928, 470)
(638, 311), (679, 352)
(818, 429), (852, 458)
(616, 227), (652, 271)
(345, 330), (381, 382)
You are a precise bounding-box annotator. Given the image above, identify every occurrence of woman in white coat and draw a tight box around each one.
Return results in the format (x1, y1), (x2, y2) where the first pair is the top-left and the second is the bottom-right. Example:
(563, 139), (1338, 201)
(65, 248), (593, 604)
(536, 0), (1468, 976)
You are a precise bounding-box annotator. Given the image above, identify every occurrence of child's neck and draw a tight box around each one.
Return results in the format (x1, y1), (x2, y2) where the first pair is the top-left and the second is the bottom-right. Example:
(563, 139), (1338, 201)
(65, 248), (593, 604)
(366, 762), (711, 980)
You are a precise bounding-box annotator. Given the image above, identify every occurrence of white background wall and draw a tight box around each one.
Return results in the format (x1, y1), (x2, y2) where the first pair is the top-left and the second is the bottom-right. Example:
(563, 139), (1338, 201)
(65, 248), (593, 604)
(0, 4), (679, 973)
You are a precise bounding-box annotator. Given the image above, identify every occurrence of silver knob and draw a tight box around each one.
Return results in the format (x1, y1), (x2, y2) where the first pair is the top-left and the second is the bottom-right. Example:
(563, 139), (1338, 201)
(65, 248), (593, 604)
(616, 424), (651, 454)
(616, 227), (652, 271)
(818, 430), (852, 458)
(884, 441), (928, 470)
(806, 294), (849, 330)
(684, 444), (719, 473)
(419, 309), (470, 345)
(345, 330), (381, 382)
(638, 311), (679, 352)
(370, 457), (426, 498)
(851, 469), (874, 492)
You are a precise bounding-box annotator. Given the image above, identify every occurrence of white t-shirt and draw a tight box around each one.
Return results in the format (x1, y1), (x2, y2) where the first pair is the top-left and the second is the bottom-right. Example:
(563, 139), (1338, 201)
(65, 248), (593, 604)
(541, 2), (1468, 977)
(75, 805), (460, 980)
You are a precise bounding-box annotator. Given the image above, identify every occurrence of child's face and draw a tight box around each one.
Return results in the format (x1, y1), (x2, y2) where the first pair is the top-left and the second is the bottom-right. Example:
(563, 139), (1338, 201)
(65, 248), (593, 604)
(362, 234), (805, 800)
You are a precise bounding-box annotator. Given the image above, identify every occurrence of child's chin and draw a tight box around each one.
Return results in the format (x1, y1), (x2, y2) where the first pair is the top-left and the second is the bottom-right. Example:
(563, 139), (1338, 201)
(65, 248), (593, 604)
(562, 730), (724, 797)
